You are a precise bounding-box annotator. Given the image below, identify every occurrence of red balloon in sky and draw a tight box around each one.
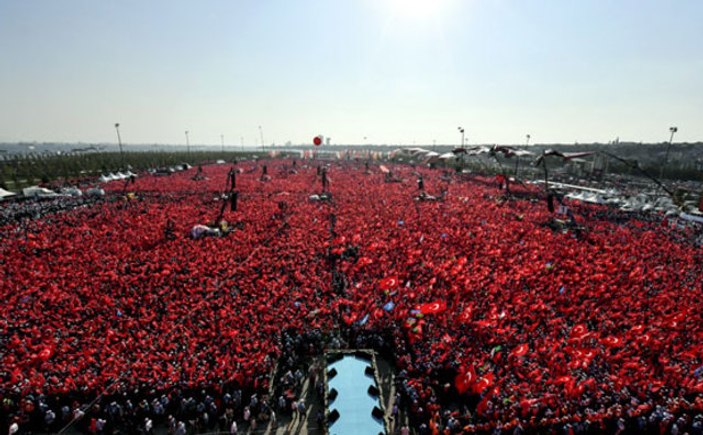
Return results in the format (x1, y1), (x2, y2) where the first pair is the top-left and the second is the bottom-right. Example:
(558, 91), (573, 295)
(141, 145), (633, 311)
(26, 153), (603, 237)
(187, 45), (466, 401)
(313, 136), (322, 146)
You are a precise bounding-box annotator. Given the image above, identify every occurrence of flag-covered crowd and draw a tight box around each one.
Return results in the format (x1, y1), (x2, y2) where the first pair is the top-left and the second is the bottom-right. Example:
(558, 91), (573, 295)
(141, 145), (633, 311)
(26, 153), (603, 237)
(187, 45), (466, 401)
(1, 160), (702, 434)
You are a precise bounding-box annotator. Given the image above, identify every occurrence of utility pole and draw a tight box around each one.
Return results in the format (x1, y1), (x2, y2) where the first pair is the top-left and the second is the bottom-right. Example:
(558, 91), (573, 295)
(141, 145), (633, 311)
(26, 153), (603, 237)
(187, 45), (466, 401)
(115, 123), (124, 168)
(661, 126), (678, 179)
(221, 134), (225, 153)
(185, 130), (190, 156)
(259, 126), (265, 152)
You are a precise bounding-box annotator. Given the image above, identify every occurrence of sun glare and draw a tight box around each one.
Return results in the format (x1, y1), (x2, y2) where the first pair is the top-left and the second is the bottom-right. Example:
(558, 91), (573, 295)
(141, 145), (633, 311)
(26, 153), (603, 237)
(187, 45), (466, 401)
(386, 0), (450, 19)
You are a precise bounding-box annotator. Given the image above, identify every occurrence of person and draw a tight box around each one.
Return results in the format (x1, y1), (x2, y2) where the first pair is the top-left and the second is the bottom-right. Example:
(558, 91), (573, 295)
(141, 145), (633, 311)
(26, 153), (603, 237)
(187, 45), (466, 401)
(418, 175), (424, 191)
(291, 400), (298, 420)
(175, 421), (187, 435)
(192, 165), (205, 181)
(164, 218), (176, 240)
(260, 165), (270, 181)
(144, 417), (153, 434)
(297, 399), (306, 417)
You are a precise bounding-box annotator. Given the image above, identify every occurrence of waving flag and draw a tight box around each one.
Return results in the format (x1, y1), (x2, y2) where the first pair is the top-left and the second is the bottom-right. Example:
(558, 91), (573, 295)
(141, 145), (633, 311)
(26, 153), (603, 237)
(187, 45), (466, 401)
(602, 336), (623, 348)
(535, 149), (595, 166)
(511, 343), (529, 357)
(455, 365), (476, 395)
(418, 301), (447, 315)
(457, 305), (473, 323)
(355, 314), (370, 326)
(379, 276), (399, 291)
(474, 372), (495, 394)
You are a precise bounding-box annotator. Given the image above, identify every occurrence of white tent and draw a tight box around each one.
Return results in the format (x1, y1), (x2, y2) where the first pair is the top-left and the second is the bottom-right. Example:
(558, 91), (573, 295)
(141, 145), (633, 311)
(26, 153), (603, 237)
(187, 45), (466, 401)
(86, 187), (105, 197)
(22, 186), (58, 198)
(0, 188), (16, 200)
(60, 187), (83, 197)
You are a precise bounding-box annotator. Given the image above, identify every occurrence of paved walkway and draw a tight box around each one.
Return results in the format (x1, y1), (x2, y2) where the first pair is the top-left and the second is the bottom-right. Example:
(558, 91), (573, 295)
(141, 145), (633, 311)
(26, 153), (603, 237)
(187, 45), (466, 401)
(157, 354), (406, 434)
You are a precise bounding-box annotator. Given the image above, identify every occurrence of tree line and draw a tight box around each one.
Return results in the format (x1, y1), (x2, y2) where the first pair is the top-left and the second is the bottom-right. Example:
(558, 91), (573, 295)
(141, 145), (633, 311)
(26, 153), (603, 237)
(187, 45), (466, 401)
(0, 151), (263, 190)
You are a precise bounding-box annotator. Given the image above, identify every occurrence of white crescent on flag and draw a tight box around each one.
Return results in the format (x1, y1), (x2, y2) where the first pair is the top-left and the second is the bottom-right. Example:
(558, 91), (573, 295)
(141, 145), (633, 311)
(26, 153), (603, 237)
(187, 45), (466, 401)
(512, 344), (528, 357)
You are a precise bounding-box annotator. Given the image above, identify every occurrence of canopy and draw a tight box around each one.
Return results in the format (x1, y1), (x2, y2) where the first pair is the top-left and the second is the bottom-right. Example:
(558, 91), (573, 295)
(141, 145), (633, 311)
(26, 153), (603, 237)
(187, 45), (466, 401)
(22, 186), (58, 198)
(0, 188), (16, 200)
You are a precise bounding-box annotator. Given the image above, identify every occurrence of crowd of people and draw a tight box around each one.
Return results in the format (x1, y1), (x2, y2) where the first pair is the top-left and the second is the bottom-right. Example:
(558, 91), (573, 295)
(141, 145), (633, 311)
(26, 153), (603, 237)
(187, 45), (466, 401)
(1, 159), (702, 434)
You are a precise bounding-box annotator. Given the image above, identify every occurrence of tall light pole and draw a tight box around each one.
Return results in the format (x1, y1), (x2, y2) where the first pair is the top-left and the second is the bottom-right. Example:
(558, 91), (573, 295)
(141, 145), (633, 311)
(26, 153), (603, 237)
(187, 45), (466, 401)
(661, 126), (678, 178)
(185, 130), (190, 156)
(259, 126), (265, 152)
(114, 123), (124, 168)
(516, 134), (531, 177)
(458, 127), (465, 147)
(221, 134), (225, 153)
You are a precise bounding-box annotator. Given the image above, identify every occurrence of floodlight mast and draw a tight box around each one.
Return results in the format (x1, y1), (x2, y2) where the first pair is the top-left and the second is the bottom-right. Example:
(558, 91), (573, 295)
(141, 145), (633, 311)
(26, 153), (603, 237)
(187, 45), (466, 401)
(661, 126), (678, 178)
(259, 126), (265, 152)
(115, 123), (124, 168)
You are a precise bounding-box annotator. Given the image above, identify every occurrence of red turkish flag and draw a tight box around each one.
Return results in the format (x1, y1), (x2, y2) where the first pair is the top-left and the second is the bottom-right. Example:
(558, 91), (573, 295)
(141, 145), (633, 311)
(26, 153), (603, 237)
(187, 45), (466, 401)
(511, 343), (529, 357)
(474, 372), (495, 394)
(457, 305), (473, 324)
(379, 276), (399, 291)
(455, 365), (476, 395)
(419, 301), (447, 315)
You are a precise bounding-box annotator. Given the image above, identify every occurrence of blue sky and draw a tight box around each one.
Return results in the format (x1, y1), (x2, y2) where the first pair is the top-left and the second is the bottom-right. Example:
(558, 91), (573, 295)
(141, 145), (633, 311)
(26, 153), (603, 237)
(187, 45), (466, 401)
(0, 0), (701, 146)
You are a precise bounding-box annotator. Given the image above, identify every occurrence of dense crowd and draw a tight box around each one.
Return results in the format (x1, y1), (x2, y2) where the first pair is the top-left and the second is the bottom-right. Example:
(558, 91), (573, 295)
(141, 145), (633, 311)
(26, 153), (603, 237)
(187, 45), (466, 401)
(0, 160), (702, 434)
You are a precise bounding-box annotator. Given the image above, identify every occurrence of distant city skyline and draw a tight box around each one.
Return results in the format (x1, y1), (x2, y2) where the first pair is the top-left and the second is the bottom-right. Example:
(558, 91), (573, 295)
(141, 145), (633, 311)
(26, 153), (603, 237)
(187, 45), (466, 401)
(1, 0), (701, 145)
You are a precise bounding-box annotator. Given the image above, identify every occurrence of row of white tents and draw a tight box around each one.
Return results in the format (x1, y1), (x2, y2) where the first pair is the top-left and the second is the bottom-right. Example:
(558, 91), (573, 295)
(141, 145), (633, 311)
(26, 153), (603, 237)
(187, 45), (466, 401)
(389, 146), (537, 163)
(535, 181), (702, 216)
(388, 147), (702, 218)
(98, 171), (137, 183)
(20, 186), (105, 199)
(0, 172), (128, 201)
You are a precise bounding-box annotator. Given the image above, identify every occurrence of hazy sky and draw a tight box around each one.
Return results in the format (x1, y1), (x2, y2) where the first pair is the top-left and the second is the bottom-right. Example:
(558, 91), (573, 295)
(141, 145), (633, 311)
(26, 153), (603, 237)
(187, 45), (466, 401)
(1, 0), (701, 146)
